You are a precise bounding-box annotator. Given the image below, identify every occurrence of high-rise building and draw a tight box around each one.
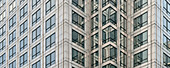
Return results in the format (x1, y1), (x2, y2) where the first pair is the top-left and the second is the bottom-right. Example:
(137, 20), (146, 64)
(0, 0), (169, 68)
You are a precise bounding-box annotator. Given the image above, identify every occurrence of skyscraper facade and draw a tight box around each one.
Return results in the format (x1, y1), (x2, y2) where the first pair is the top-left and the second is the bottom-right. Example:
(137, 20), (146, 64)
(0, 0), (169, 68)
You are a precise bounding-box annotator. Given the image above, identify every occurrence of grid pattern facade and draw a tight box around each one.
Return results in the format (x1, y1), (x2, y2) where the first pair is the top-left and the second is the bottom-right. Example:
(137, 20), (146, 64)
(0, 0), (169, 68)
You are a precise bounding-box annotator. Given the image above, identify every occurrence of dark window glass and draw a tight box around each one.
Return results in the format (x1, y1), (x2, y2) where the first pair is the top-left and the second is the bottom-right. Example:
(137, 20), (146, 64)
(91, 15), (98, 32)
(102, 63), (117, 68)
(120, 0), (127, 15)
(102, 26), (117, 44)
(134, 0), (148, 12)
(163, 53), (170, 68)
(0, 39), (5, 52)
(45, 15), (55, 33)
(45, 0), (55, 14)
(32, 60), (40, 68)
(20, 52), (27, 67)
(32, 0), (40, 9)
(9, 45), (16, 59)
(102, 7), (117, 26)
(72, 30), (84, 48)
(134, 12), (148, 31)
(45, 33), (55, 50)
(9, 15), (16, 30)
(163, 17), (170, 33)
(72, 11), (85, 30)
(72, 48), (84, 66)
(120, 15), (127, 33)
(163, 35), (170, 51)
(0, 53), (6, 66)
(20, 4), (28, 20)
(20, 20), (28, 35)
(91, 0), (98, 14)
(102, 0), (117, 8)
(0, 24), (6, 38)
(163, 0), (170, 16)
(32, 26), (41, 42)
(32, 9), (41, 26)
(20, 36), (28, 51)
(102, 45), (117, 63)
(91, 33), (98, 50)
(120, 33), (127, 51)
(9, 30), (16, 45)
(9, 60), (16, 68)
(120, 52), (127, 68)
(91, 51), (98, 68)
(72, 0), (85, 12)
(134, 31), (148, 49)
(32, 43), (41, 59)
(134, 50), (148, 67)
(46, 51), (55, 68)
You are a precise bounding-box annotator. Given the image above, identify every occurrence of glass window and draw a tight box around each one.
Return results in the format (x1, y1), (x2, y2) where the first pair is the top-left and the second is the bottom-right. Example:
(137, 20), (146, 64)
(163, 17), (170, 33)
(120, 33), (127, 50)
(102, 26), (117, 44)
(72, 11), (85, 30)
(72, 0), (85, 12)
(20, 4), (28, 20)
(102, 0), (117, 8)
(32, 26), (41, 42)
(0, 39), (5, 52)
(102, 7), (117, 26)
(163, 35), (170, 51)
(20, 0), (25, 4)
(45, 33), (55, 50)
(32, 43), (41, 59)
(91, 51), (98, 68)
(102, 63), (117, 68)
(91, 33), (98, 50)
(120, 15), (127, 33)
(9, 45), (16, 59)
(91, 0), (98, 14)
(0, 0), (6, 10)
(9, 0), (16, 14)
(72, 48), (84, 66)
(20, 20), (28, 35)
(91, 15), (98, 32)
(134, 31), (148, 49)
(0, 53), (5, 66)
(20, 36), (28, 51)
(120, 52), (127, 68)
(20, 52), (27, 67)
(9, 30), (16, 45)
(163, 0), (170, 15)
(32, 60), (40, 68)
(102, 45), (117, 63)
(134, 50), (148, 67)
(134, 12), (148, 31)
(32, 0), (40, 9)
(32, 9), (41, 26)
(72, 30), (84, 48)
(134, 0), (148, 12)
(9, 60), (16, 68)
(0, 24), (6, 38)
(163, 53), (170, 68)
(45, 15), (55, 33)
(9, 14), (16, 30)
(46, 51), (55, 68)
(45, 0), (55, 14)
(0, 10), (6, 23)
(120, 0), (127, 15)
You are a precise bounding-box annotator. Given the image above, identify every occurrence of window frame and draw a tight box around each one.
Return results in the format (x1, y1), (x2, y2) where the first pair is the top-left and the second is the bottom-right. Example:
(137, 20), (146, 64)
(45, 33), (55, 50)
(9, 45), (16, 59)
